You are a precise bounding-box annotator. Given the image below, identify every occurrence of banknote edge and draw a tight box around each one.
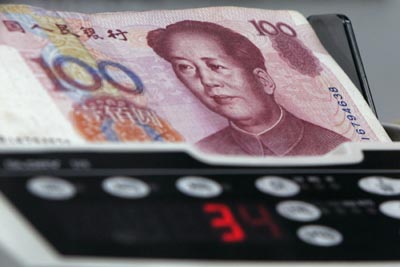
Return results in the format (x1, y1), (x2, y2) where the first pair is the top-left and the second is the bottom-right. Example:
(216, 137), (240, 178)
(0, 4), (304, 18)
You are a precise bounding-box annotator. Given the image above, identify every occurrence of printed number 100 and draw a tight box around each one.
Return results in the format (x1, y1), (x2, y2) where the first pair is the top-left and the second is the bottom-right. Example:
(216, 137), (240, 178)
(32, 56), (144, 94)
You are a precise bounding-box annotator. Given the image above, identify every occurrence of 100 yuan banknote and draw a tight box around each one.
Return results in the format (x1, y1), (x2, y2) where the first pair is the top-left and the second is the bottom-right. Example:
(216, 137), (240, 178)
(0, 5), (391, 157)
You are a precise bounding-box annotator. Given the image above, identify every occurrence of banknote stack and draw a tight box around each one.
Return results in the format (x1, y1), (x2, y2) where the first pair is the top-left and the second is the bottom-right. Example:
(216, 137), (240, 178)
(0, 5), (391, 157)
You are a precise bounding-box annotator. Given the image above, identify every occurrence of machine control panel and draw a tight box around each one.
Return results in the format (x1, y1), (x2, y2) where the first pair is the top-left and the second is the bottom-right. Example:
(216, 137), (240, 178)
(0, 150), (399, 261)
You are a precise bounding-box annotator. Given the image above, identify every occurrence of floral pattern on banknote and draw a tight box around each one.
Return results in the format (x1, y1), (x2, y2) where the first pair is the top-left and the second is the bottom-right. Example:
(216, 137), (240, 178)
(71, 95), (183, 142)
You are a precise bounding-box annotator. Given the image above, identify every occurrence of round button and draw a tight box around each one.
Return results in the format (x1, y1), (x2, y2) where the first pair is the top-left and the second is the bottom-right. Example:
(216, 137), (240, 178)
(176, 176), (222, 198)
(359, 176), (400, 196)
(277, 201), (321, 222)
(297, 225), (343, 247)
(102, 176), (150, 199)
(27, 176), (76, 200)
(379, 201), (400, 220)
(255, 176), (300, 197)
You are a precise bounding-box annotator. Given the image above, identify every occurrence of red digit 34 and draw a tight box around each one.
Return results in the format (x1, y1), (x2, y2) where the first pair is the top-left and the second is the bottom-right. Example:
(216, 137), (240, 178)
(203, 203), (245, 243)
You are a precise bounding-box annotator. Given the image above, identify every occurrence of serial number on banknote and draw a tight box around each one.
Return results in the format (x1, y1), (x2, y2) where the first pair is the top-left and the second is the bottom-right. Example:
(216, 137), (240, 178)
(329, 87), (370, 141)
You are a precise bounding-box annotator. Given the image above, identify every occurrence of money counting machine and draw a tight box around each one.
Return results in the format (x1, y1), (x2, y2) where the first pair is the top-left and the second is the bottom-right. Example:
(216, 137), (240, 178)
(1, 14), (400, 267)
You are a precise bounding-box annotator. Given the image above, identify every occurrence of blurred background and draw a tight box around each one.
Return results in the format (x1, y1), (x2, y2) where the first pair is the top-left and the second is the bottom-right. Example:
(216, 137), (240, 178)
(1, 0), (399, 124)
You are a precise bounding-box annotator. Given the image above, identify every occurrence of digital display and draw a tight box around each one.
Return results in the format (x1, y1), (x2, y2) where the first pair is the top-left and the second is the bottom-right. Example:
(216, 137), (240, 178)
(203, 203), (281, 243)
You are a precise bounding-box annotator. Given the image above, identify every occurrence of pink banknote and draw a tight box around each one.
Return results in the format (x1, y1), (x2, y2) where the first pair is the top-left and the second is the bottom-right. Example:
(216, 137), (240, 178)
(0, 5), (391, 157)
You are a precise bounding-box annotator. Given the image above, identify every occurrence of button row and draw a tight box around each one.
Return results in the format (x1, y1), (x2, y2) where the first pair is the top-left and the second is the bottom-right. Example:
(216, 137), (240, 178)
(26, 175), (302, 200)
(27, 175), (400, 199)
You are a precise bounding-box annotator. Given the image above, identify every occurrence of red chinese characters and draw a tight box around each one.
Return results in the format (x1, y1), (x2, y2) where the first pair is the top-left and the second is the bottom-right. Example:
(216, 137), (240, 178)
(2, 19), (129, 42)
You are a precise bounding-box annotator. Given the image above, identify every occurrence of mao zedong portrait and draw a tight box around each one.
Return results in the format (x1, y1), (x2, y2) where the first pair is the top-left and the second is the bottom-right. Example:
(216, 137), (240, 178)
(147, 20), (349, 156)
